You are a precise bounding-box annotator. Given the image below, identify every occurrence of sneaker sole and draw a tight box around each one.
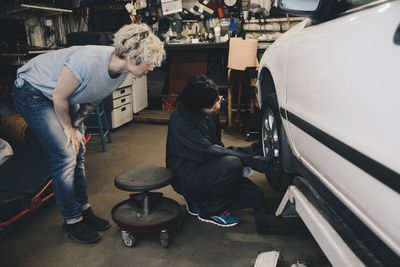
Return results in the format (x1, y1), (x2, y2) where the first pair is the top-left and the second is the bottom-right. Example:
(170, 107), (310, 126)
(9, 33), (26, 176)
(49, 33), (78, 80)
(180, 195), (199, 216)
(63, 229), (100, 244)
(198, 216), (240, 227)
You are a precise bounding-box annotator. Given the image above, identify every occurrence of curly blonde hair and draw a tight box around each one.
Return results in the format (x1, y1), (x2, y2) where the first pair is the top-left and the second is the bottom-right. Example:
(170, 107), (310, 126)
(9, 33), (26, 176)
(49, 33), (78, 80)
(113, 23), (165, 67)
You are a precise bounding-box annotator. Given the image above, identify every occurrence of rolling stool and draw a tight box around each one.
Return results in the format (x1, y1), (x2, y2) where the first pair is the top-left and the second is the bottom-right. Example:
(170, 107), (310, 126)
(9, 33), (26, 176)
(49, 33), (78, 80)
(111, 167), (180, 248)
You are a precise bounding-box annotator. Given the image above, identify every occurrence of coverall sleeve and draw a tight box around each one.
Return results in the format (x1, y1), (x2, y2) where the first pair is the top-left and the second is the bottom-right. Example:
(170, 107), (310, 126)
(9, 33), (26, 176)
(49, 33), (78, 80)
(170, 115), (270, 173)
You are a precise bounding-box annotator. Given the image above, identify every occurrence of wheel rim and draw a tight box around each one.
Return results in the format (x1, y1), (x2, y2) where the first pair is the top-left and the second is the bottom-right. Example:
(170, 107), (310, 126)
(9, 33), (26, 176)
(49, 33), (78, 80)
(261, 108), (280, 159)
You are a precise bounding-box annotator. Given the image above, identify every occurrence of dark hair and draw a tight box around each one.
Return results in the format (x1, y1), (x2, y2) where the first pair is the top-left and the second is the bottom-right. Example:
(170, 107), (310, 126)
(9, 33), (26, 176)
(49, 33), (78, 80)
(178, 75), (219, 110)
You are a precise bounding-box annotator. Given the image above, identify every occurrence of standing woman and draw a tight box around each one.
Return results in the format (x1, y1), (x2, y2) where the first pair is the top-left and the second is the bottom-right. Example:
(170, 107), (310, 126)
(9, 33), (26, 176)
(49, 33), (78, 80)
(13, 23), (165, 244)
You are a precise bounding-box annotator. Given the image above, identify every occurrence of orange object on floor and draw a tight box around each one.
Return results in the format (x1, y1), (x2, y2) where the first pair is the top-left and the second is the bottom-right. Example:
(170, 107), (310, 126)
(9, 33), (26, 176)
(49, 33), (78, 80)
(0, 134), (91, 231)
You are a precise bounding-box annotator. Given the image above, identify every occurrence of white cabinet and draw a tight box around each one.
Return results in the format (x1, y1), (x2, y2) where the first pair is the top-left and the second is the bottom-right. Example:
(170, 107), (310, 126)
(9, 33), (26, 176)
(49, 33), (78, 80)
(132, 75), (148, 113)
(110, 76), (133, 129)
(107, 74), (148, 129)
(111, 100), (133, 129)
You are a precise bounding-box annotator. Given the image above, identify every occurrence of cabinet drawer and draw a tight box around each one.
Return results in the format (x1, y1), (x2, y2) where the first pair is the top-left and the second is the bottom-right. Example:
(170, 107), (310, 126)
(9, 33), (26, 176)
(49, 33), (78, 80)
(119, 74), (134, 88)
(111, 103), (133, 129)
(113, 94), (132, 108)
(112, 86), (132, 99)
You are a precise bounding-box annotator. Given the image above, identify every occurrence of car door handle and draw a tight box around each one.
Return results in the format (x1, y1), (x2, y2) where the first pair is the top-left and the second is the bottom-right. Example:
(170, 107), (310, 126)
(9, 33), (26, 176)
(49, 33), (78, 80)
(394, 23), (400, 45)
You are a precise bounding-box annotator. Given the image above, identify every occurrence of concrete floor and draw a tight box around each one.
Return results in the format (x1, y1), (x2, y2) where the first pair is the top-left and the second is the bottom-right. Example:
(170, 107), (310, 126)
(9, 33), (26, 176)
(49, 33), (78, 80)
(0, 122), (330, 267)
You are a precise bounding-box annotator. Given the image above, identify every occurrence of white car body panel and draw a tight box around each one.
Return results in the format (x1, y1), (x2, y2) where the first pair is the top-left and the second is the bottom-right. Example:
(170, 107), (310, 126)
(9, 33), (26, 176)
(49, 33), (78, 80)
(257, 20), (309, 157)
(277, 185), (365, 266)
(290, 123), (400, 254)
(257, 0), (400, 258)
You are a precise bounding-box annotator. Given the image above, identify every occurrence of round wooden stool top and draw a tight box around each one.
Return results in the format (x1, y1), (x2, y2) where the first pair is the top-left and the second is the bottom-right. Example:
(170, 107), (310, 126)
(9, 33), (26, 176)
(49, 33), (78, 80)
(114, 166), (173, 192)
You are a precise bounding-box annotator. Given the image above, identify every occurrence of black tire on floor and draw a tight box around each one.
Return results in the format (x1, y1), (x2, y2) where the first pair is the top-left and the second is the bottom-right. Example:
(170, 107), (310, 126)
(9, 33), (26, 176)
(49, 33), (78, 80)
(255, 199), (309, 235)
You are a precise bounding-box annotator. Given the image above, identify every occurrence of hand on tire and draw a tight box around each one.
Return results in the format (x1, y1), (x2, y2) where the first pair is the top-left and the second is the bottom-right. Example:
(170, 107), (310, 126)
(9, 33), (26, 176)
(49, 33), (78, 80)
(243, 155), (270, 173)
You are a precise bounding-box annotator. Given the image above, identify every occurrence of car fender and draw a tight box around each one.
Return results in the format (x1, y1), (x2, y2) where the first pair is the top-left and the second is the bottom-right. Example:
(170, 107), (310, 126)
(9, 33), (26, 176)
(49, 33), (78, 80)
(257, 18), (310, 160)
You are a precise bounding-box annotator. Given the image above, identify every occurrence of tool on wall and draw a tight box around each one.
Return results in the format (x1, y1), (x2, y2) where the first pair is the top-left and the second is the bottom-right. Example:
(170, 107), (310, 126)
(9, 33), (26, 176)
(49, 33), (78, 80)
(125, 0), (148, 23)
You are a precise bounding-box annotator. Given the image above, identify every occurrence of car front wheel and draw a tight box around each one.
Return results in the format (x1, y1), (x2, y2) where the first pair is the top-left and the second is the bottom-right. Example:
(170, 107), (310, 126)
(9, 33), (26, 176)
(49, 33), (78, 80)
(261, 94), (295, 192)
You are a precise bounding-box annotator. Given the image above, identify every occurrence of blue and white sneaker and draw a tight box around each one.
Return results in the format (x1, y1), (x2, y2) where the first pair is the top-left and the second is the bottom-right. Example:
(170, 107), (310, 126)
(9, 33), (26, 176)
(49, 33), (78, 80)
(180, 195), (200, 216)
(198, 211), (240, 227)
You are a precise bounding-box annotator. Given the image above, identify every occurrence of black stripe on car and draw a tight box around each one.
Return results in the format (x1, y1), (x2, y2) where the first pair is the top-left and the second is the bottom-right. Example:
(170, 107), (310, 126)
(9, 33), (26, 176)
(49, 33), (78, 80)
(279, 107), (400, 193)
(279, 108), (400, 264)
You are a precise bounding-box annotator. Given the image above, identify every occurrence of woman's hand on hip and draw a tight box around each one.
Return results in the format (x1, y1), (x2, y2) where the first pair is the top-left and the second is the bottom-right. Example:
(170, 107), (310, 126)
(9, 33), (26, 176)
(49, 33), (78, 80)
(64, 127), (86, 154)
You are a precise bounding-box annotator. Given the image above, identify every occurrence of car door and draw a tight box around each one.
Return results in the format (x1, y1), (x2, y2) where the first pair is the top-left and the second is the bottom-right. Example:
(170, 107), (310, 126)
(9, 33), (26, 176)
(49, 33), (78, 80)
(284, 0), (400, 256)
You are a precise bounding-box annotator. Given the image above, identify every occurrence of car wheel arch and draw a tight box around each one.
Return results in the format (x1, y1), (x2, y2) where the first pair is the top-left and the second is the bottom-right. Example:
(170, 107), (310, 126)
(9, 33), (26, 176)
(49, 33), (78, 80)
(259, 67), (298, 175)
(259, 67), (276, 105)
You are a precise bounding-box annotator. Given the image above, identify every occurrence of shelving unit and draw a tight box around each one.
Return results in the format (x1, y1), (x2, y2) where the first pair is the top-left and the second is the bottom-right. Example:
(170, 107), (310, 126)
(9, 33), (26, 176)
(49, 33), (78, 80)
(3, 4), (72, 18)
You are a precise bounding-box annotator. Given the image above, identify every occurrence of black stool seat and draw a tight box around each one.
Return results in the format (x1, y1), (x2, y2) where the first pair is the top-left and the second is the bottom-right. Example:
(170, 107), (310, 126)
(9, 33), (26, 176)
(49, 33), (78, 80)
(115, 166), (173, 192)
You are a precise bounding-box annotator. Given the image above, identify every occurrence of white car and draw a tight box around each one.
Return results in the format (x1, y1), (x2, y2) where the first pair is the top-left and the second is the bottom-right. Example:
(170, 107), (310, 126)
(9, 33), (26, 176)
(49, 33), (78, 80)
(256, 0), (400, 265)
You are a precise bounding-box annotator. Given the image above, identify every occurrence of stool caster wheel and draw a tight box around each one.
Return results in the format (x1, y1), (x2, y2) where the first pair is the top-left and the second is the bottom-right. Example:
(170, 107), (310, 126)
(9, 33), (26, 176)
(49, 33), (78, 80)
(160, 229), (169, 248)
(121, 230), (136, 248)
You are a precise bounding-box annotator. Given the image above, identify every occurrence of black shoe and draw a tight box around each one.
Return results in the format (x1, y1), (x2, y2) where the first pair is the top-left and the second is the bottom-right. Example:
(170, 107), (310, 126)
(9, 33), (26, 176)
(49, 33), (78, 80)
(82, 207), (110, 231)
(63, 221), (100, 244)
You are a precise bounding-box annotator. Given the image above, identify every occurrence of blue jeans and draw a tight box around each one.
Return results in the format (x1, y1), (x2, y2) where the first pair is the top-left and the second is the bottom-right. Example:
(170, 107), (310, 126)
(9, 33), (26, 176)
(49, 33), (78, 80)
(13, 79), (88, 221)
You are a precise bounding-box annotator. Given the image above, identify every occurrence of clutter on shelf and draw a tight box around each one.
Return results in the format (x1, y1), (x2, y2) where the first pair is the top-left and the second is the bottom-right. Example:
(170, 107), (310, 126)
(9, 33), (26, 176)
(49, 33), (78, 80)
(148, 0), (305, 45)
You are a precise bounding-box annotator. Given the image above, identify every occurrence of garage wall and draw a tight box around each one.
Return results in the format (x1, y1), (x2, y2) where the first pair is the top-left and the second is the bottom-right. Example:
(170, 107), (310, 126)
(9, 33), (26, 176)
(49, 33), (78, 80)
(24, 13), (88, 47)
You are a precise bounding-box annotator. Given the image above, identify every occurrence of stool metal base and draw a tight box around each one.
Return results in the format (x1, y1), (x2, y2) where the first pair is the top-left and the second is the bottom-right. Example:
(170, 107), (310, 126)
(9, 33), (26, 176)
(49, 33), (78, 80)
(111, 196), (180, 248)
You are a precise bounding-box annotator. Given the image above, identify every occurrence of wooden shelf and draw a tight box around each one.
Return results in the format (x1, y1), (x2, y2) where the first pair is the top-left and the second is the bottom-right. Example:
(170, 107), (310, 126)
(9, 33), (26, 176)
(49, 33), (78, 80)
(132, 109), (227, 124)
(3, 3), (72, 18)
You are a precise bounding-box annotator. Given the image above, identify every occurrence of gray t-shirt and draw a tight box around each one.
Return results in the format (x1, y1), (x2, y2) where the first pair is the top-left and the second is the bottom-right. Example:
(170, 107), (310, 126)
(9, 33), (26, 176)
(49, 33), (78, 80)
(16, 45), (128, 104)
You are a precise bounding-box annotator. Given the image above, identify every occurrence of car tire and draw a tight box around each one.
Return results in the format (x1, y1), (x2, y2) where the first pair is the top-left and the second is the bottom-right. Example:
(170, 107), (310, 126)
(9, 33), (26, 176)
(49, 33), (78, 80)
(260, 93), (295, 192)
